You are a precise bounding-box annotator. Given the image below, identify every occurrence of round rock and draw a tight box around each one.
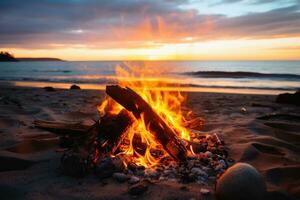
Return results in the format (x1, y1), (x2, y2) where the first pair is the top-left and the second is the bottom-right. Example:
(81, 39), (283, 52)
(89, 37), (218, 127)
(112, 173), (129, 183)
(128, 176), (140, 184)
(216, 162), (266, 200)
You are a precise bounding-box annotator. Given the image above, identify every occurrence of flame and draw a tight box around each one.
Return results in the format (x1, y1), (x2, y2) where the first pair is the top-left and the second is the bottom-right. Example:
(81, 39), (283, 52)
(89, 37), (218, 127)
(99, 62), (192, 168)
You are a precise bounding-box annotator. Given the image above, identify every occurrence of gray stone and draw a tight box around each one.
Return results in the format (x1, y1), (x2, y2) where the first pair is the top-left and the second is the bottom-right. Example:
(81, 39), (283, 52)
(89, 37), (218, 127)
(95, 157), (123, 179)
(112, 173), (129, 183)
(214, 164), (224, 171)
(135, 170), (145, 176)
(128, 176), (140, 184)
(216, 163), (266, 200)
(191, 167), (208, 178)
(145, 168), (159, 178)
(163, 169), (173, 175)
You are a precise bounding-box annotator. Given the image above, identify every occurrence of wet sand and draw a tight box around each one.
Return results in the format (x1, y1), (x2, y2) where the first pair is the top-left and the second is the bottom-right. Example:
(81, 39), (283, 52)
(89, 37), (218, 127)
(0, 85), (299, 200)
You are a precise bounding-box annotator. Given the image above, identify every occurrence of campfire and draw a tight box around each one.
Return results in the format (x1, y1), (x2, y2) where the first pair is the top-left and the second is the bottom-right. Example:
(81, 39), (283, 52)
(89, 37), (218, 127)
(34, 63), (230, 185)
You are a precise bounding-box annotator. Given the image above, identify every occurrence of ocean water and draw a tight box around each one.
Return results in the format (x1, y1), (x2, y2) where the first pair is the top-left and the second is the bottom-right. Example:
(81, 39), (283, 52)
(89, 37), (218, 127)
(0, 60), (299, 94)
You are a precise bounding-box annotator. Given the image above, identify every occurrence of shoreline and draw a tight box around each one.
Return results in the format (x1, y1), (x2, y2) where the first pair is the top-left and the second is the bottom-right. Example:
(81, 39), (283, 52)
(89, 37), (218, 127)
(0, 80), (292, 95)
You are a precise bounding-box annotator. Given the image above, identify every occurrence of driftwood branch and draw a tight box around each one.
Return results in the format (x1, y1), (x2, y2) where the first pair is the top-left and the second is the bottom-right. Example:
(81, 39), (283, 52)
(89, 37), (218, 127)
(33, 109), (134, 157)
(33, 120), (90, 135)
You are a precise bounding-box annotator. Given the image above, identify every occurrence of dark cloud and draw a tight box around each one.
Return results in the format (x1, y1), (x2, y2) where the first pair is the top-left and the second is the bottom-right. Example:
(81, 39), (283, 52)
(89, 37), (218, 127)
(215, 5), (300, 38)
(218, 0), (299, 5)
(0, 0), (300, 49)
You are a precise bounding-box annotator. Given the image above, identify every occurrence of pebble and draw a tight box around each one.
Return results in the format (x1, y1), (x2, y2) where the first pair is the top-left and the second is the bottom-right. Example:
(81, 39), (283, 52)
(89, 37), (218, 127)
(95, 157), (123, 179)
(214, 164), (223, 171)
(240, 107), (247, 113)
(112, 173), (130, 183)
(145, 168), (159, 178)
(128, 176), (140, 184)
(219, 160), (226, 167)
(200, 188), (210, 195)
(163, 169), (173, 175)
(191, 167), (208, 178)
(127, 170), (134, 176)
(135, 170), (145, 176)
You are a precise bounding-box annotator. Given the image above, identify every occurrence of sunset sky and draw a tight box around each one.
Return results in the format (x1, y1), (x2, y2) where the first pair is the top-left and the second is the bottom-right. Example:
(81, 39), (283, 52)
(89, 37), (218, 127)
(1, 0), (300, 60)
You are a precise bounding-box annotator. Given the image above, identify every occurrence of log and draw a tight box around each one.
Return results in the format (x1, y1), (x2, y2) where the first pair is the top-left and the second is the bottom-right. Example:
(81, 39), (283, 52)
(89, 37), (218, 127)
(106, 85), (187, 161)
(96, 109), (134, 155)
(33, 120), (96, 149)
(33, 109), (134, 156)
(33, 120), (90, 135)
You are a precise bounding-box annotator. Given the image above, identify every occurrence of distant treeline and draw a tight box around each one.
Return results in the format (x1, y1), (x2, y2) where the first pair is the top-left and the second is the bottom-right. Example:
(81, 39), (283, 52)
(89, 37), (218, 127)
(0, 51), (63, 62)
(0, 51), (17, 61)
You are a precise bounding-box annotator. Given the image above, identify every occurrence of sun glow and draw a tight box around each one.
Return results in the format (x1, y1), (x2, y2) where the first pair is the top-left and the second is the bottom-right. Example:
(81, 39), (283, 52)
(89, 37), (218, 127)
(6, 37), (300, 61)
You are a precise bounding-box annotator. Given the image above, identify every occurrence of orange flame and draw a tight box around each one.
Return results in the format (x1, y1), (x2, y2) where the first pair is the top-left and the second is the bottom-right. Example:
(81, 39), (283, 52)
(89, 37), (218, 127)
(99, 62), (192, 168)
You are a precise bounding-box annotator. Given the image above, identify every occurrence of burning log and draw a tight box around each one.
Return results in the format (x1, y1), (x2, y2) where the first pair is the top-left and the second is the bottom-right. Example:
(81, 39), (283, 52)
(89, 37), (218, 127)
(106, 85), (188, 161)
(96, 109), (134, 155)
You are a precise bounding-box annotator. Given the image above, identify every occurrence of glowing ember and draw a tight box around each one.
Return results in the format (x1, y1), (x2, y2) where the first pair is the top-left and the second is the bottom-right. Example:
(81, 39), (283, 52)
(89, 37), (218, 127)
(98, 62), (194, 168)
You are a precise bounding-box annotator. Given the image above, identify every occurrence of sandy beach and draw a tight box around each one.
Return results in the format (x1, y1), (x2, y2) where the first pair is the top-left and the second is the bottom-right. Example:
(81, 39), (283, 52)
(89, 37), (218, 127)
(0, 84), (299, 200)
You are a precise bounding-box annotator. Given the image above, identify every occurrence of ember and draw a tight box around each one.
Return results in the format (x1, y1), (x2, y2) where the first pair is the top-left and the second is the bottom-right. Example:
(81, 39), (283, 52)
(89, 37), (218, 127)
(34, 63), (231, 185)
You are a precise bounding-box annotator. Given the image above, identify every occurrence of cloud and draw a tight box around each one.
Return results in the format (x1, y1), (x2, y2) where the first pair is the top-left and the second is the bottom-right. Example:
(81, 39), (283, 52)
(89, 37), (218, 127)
(215, 5), (300, 38)
(0, 0), (300, 49)
(218, 0), (299, 4)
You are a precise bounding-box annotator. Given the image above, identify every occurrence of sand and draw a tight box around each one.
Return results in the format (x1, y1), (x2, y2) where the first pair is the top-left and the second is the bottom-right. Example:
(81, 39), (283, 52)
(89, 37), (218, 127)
(0, 84), (299, 200)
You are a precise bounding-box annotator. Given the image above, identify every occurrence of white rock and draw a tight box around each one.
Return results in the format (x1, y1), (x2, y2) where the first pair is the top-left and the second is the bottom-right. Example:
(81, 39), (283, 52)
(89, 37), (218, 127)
(128, 176), (140, 184)
(216, 163), (266, 200)
(163, 169), (172, 174)
(200, 188), (210, 195)
(219, 160), (226, 167)
(215, 164), (223, 171)
(240, 107), (247, 114)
